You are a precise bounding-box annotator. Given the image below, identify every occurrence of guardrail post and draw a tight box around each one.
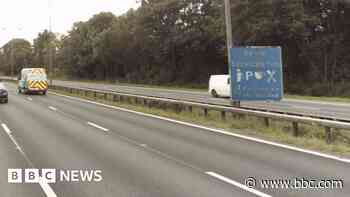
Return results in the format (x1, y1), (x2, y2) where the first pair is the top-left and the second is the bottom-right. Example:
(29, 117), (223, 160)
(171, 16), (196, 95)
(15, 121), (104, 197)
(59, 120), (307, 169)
(221, 111), (226, 121)
(204, 108), (208, 117)
(231, 113), (238, 119)
(238, 114), (245, 120)
(293, 122), (299, 137)
(113, 94), (118, 102)
(325, 127), (332, 144)
(148, 100), (153, 108)
(158, 102), (165, 110)
(104, 93), (108, 100)
(264, 117), (269, 127)
(156, 101), (163, 109)
(188, 106), (193, 113)
(175, 104), (181, 113)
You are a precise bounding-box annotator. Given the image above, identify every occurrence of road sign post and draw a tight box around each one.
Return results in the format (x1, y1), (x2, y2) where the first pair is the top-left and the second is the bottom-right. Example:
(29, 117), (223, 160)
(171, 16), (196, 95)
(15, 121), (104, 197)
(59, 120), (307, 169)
(230, 47), (284, 101)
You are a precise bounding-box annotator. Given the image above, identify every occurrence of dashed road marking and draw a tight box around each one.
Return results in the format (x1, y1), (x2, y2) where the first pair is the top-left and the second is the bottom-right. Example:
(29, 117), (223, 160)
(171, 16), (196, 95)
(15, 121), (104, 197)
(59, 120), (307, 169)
(48, 106), (57, 111)
(87, 122), (109, 132)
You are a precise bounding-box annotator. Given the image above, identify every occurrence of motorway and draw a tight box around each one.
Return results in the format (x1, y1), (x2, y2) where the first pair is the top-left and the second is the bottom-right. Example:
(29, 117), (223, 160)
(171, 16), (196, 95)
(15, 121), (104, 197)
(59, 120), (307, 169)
(0, 82), (349, 197)
(52, 80), (350, 122)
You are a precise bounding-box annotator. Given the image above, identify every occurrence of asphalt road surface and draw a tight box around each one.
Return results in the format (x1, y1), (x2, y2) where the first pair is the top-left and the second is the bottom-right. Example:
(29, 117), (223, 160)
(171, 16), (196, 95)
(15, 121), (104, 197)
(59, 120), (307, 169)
(52, 80), (350, 122)
(0, 82), (349, 197)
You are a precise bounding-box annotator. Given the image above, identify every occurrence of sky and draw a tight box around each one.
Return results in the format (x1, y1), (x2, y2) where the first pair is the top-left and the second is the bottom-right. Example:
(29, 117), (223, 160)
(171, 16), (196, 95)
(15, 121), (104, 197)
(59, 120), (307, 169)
(0, 0), (140, 46)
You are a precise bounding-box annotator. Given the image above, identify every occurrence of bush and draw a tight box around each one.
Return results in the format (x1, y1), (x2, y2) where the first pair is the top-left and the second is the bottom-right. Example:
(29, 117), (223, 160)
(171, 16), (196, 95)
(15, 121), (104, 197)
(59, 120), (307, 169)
(286, 80), (310, 95)
(334, 83), (350, 97)
(303, 83), (350, 97)
(308, 83), (331, 97)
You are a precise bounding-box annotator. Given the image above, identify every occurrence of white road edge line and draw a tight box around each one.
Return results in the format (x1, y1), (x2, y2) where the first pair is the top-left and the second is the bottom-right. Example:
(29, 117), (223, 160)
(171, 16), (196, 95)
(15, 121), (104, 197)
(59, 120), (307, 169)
(1, 124), (26, 157)
(2, 123), (12, 134)
(49, 106), (57, 111)
(49, 92), (350, 164)
(87, 122), (109, 132)
(1, 124), (57, 197)
(39, 179), (58, 197)
(27, 97), (33, 101)
(206, 172), (271, 197)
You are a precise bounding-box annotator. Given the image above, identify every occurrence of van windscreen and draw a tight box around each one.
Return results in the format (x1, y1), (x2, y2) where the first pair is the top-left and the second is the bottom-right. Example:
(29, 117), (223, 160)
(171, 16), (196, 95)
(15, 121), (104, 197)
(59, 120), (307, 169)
(28, 74), (47, 81)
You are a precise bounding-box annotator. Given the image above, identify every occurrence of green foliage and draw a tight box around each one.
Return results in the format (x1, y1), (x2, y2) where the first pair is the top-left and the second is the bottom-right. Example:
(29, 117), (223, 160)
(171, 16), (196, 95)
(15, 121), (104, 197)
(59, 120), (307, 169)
(0, 39), (32, 75)
(33, 30), (59, 72)
(1, 0), (349, 97)
(55, 0), (227, 84)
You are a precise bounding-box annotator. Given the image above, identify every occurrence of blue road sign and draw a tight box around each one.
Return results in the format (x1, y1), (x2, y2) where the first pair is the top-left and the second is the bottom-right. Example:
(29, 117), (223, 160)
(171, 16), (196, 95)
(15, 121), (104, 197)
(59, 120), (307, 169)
(230, 47), (284, 101)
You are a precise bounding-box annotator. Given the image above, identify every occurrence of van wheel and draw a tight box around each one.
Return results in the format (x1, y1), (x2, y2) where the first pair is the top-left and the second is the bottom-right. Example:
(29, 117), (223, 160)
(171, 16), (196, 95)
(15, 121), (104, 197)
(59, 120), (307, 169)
(211, 90), (219, 98)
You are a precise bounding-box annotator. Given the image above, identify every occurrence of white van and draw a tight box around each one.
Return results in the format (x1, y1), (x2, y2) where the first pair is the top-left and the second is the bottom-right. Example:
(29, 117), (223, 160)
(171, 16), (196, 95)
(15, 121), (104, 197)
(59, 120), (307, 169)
(208, 75), (231, 98)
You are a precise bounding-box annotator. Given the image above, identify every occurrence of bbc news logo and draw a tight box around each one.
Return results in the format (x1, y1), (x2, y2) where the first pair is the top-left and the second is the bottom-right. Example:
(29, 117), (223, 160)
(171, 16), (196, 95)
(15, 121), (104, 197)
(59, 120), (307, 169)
(8, 169), (103, 183)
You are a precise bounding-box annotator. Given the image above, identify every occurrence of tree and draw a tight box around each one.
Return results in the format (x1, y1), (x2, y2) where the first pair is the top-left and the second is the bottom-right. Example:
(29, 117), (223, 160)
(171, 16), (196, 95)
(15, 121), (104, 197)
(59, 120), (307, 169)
(0, 39), (32, 75)
(42, 0), (350, 96)
(33, 30), (61, 75)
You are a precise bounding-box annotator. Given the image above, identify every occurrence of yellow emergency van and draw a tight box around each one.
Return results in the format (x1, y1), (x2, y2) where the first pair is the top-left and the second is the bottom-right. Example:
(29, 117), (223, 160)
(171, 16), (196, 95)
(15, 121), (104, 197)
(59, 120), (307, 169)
(18, 68), (49, 95)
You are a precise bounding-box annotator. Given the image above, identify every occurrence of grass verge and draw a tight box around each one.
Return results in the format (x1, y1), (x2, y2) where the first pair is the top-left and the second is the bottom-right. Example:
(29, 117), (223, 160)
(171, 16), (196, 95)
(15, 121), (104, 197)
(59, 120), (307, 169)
(50, 88), (350, 158)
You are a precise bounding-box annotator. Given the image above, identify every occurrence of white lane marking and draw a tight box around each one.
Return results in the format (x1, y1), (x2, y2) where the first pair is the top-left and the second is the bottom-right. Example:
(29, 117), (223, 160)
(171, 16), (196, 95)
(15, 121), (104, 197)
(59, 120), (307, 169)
(1, 124), (58, 197)
(87, 122), (109, 132)
(50, 92), (350, 164)
(2, 123), (12, 134)
(206, 172), (271, 197)
(27, 97), (33, 101)
(39, 179), (58, 197)
(48, 106), (57, 111)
